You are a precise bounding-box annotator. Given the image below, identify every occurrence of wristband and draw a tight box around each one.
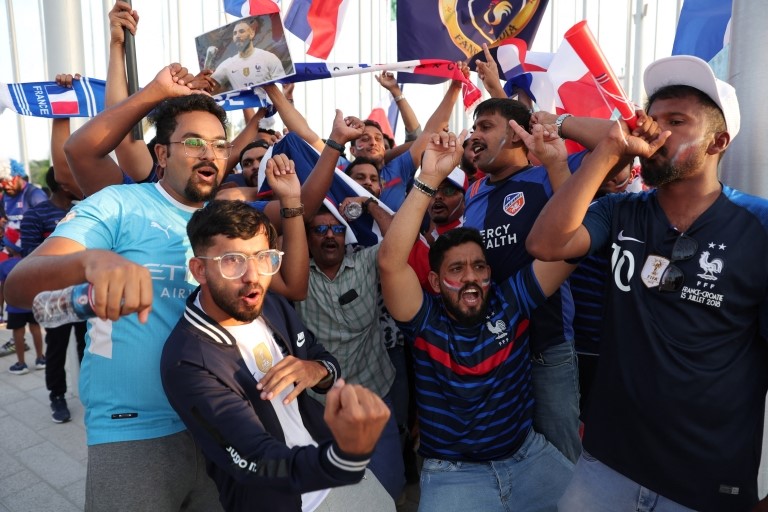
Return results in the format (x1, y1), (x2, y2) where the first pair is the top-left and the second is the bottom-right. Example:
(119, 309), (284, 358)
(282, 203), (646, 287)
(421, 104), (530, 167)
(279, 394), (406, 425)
(280, 204), (304, 219)
(555, 113), (573, 139)
(362, 197), (377, 212)
(325, 138), (346, 153)
(393, 94), (405, 102)
(404, 125), (422, 142)
(412, 177), (437, 197)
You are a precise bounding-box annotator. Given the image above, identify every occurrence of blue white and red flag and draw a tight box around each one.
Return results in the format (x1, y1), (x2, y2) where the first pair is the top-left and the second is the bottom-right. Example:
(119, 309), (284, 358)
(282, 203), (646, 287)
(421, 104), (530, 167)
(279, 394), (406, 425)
(257, 133), (391, 246)
(223, 0), (279, 17)
(672, 0), (732, 62)
(284, 0), (350, 60)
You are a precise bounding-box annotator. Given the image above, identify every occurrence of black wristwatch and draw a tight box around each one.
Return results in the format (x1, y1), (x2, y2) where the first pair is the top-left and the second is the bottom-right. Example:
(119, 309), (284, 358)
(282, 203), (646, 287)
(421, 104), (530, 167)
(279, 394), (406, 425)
(325, 138), (346, 153)
(362, 197), (377, 212)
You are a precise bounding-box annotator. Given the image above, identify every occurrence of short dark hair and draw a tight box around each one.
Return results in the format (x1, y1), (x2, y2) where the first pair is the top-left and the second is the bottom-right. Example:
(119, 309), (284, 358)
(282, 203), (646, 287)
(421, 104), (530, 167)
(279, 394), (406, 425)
(473, 98), (531, 130)
(239, 140), (270, 165)
(187, 200), (277, 254)
(345, 156), (381, 177)
(428, 227), (486, 272)
(45, 166), (60, 193)
(351, 119), (385, 146)
(148, 95), (228, 146)
(645, 84), (726, 134)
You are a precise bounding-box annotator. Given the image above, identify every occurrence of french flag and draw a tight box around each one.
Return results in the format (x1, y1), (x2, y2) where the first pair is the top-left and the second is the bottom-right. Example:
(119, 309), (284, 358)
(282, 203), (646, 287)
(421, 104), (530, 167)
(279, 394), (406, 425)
(44, 86), (79, 115)
(257, 133), (391, 246)
(277, 60), (481, 110)
(284, 0), (349, 60)
(223, 0), (279, 16)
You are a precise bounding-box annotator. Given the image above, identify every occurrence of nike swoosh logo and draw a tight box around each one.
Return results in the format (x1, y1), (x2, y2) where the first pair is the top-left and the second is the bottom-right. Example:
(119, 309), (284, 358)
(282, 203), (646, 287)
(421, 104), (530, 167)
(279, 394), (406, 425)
(296, 335), (306, 347)
(618, 230), (644, 243)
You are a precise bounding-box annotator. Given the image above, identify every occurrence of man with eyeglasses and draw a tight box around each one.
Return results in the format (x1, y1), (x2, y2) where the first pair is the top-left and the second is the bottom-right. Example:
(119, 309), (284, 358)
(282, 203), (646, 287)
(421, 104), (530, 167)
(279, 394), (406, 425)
(161, 200), (394, 511)
(3, 64), (309, 511)
(527, 56), (768, 512)
(295, 207), (406, 501)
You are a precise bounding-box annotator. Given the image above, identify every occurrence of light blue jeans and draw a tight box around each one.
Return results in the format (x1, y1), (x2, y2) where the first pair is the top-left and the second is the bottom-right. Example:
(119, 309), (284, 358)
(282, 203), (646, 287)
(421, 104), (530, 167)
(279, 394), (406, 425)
(558, 451), (696, 512)
(531, 340), (582, 463)
(418, 429), (574, 512)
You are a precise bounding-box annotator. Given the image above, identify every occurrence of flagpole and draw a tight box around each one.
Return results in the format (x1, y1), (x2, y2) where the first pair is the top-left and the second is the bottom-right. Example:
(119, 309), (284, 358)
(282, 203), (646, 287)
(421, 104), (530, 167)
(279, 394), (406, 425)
(5, 0), (29, 168)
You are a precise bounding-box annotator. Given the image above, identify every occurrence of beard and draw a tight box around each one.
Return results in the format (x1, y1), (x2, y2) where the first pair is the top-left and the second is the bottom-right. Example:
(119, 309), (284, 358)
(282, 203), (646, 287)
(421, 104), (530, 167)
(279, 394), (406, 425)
(441, 285), (489, 326)
(208, 280), (265, 323)
(184, 164), (221, 202)
(640, 141), (706, 188)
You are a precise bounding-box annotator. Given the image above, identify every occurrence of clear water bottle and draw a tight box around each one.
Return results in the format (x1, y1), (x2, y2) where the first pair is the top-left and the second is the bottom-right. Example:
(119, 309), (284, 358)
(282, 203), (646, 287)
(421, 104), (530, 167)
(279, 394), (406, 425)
(343, 201), (363, 220)
(32, 283), (96, 328)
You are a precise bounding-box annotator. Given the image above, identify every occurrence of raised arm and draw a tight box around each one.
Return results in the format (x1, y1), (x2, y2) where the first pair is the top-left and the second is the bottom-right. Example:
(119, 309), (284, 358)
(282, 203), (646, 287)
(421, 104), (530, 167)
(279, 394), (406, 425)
(263, 111), (364, 226)
(375, 72), (420, 135)
(225, 107), (266, 173)
(475, 44), (507, 99)
(379, 130), (466, 322)
(260, 155), (309, 301)
(64, 64), (200, 196)
(100, 0), (154, 189)
(527, 121), (669, 261)
(263, 84), (324, 151)
(49, 74), (84, 199)
(407, 66), (465, 168)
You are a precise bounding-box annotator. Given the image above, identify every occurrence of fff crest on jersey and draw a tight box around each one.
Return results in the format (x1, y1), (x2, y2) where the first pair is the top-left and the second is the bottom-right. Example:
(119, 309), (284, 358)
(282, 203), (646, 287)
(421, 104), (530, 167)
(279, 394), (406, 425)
(438, 0), (542, 57)
(503, 192), (525, 216)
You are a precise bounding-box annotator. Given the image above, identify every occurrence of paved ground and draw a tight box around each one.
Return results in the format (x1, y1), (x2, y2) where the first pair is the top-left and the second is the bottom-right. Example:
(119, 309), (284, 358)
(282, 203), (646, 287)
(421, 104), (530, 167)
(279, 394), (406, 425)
(0, 326), (420, 511)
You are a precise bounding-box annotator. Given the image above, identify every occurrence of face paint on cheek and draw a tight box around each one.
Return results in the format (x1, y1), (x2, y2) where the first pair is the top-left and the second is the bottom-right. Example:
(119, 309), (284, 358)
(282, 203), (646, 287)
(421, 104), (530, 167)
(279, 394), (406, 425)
(441, 278), (463, 291)
(486, 136), (506, 165)
(670, 138), (705, 166)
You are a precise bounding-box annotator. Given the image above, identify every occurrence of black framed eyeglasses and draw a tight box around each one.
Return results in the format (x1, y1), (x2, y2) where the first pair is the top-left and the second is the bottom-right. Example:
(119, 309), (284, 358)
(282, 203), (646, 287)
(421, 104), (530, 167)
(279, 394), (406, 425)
(170, 137), (233, 160)
(659, 233), (698, 292)
(196, 250), (284, 279)
(311, 224), (347, 236)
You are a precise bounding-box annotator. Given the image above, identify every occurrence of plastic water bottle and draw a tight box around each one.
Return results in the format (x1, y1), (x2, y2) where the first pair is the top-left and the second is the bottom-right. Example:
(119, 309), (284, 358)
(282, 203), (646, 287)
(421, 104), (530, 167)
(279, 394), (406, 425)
(32, 283), (95, 328)
(343, 202), (363, 220)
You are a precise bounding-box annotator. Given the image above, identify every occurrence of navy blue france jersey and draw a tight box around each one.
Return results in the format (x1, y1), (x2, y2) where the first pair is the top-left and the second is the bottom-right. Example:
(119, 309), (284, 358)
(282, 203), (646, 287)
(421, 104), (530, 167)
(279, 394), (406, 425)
(464, 152), (586, 352)
(582, 186), (768, 512)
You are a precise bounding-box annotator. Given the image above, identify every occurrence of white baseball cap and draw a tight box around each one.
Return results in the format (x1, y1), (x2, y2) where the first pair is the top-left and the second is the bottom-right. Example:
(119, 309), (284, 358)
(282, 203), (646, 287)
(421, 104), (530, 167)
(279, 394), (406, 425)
(644, 55), (740, 140)
(445, 168), (468, 191)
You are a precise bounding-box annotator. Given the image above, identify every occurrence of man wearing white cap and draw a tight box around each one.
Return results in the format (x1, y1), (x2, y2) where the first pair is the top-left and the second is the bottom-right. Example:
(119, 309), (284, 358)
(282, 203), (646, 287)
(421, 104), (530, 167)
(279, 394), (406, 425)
(527, 55), (768, 511)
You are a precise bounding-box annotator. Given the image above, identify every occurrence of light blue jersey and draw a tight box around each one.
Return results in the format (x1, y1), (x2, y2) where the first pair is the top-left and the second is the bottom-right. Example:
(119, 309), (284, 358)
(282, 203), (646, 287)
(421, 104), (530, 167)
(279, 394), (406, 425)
(52, 183), (198, 445)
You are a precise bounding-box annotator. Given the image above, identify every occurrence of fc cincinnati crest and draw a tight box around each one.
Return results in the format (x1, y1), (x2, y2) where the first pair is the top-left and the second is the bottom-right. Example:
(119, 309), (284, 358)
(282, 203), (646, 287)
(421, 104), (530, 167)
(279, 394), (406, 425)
(503, 192), (525, 216)
(438, 0), (542, 57)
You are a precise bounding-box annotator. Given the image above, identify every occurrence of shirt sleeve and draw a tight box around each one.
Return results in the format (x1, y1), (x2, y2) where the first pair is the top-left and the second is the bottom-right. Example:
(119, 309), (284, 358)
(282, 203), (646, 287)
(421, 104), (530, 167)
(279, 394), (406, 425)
(582, 193), (620, 256)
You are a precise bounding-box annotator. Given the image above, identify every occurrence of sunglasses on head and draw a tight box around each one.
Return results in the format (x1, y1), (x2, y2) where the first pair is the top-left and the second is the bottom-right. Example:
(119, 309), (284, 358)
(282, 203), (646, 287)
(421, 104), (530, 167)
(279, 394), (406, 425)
(311, 224), (347, 236)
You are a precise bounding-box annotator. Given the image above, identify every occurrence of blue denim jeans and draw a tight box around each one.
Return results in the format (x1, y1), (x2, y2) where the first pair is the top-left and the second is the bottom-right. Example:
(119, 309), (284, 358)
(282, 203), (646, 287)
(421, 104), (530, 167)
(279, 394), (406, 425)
(530, 340), (582, 463)
(417, 429), (574, 512)
(559, 451), (697, 511)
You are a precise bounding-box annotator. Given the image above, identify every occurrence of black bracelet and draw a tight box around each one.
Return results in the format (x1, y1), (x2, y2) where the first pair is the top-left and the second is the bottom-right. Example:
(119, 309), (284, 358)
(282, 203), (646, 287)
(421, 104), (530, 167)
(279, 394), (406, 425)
(412, 177), (437, 197)
(325, 138), (346, 153)
(362, 197), (377, 212)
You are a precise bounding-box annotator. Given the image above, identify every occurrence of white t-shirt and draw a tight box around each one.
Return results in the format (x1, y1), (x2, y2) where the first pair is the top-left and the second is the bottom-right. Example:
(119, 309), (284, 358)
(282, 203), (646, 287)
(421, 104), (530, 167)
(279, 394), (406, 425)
(211, 47), (286, 90)
(204, 303), (330, 512)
